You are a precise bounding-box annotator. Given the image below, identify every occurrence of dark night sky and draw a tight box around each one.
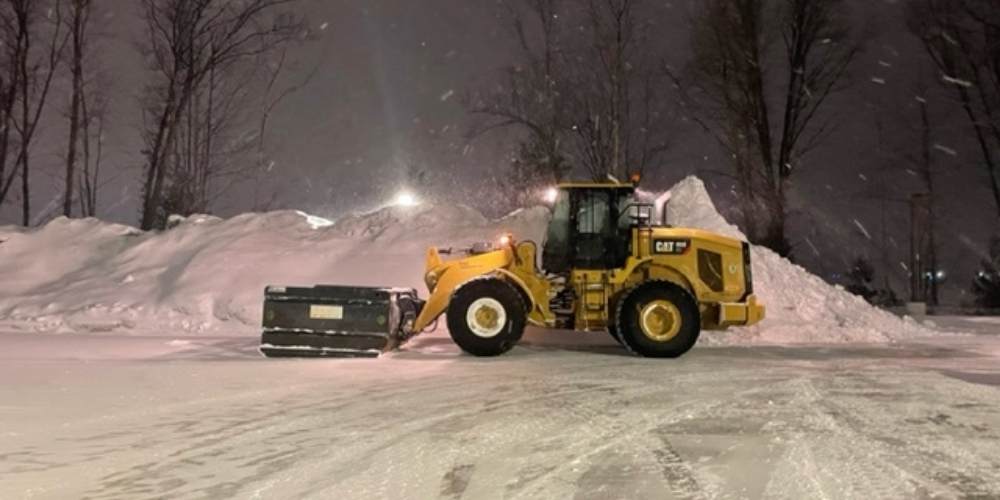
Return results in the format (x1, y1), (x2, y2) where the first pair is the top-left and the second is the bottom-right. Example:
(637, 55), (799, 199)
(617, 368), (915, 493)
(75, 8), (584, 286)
(4, 0), (997, 304)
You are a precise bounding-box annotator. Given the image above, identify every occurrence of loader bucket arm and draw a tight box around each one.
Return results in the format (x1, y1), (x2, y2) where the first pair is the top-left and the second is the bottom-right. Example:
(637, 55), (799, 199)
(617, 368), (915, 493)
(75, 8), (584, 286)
(412, 246), (514, 332)
(426, 245), (444, 270)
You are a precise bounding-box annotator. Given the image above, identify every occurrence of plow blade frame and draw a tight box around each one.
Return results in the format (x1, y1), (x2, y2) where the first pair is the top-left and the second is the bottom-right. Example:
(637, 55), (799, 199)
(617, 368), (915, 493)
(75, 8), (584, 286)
(260, 285), (424, 358)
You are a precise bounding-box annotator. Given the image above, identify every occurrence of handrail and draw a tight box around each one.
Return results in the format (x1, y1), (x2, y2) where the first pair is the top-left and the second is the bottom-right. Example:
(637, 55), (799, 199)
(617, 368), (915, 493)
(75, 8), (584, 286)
(617, 202), (656, 228)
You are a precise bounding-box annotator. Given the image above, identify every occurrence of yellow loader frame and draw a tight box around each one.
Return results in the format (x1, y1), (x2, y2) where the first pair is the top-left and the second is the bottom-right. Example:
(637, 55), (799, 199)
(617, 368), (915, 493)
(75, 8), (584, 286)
(260, 180), (765, 359)
(412, 225), (764, 335)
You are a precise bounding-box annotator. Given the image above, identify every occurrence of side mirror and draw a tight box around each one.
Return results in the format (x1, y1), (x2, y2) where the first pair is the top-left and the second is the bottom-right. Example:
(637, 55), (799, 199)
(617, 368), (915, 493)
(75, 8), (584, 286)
(618, 203), (655, 227)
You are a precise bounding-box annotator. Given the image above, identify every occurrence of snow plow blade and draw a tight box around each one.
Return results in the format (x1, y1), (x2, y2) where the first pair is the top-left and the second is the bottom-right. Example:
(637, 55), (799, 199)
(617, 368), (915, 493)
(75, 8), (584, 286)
(260, 285), (424, 358)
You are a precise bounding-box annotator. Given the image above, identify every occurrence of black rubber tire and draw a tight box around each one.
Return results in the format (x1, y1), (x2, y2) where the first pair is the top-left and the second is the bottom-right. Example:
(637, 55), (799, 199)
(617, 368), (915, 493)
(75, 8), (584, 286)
(606, 322), (623, 345)
(615, 281), (700, 358)
(606, 295), (623, 344)
(447, 278), (526, 356)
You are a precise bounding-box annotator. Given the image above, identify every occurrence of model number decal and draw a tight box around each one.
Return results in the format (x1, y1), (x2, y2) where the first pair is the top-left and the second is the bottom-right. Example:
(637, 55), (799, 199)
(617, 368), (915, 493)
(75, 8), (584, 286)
(653, 239), (690, 255)
(309, 305), (343, 320)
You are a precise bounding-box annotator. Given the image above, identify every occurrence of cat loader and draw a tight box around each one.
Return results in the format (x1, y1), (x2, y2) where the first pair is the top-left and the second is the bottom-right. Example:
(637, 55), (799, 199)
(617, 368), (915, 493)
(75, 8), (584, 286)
(259, 180), (764, 358)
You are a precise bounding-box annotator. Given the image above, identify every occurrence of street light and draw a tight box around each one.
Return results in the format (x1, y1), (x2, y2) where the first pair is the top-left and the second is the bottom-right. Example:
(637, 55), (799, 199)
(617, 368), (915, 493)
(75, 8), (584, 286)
(393, 190), (419, 207)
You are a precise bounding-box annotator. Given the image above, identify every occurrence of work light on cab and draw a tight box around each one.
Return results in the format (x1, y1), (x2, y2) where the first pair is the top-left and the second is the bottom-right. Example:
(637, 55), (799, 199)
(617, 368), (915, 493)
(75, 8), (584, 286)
(543, 187), (559, 204)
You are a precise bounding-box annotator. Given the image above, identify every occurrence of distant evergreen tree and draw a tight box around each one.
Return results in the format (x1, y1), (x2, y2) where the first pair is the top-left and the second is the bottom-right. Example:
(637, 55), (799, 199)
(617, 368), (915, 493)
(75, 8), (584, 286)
(846, 256), (901, 306)
(846, 257), (877, 302)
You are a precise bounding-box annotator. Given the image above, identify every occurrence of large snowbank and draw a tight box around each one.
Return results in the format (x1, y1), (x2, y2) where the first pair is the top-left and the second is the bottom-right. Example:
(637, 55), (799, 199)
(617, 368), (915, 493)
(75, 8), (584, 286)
(0, 177), (933, 343)
(668, 176), (933, 343)
(0, 205), (548, 335)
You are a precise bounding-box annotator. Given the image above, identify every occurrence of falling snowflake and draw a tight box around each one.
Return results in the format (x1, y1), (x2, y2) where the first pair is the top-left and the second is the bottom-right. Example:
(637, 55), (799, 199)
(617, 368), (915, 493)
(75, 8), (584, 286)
(853, 219), (872, 240)
(942, 75), (972, 88)
(932, 144), (957, 157)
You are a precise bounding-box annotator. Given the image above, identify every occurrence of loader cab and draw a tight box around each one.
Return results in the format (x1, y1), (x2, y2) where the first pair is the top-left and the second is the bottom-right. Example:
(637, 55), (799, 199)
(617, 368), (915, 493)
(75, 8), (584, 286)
(542, 184), (640, 274)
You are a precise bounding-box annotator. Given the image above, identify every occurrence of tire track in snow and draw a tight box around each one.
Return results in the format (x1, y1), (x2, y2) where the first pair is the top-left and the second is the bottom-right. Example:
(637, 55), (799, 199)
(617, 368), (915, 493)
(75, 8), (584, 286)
(504, 369), (785, 500)
(807, 372), (1000, 498)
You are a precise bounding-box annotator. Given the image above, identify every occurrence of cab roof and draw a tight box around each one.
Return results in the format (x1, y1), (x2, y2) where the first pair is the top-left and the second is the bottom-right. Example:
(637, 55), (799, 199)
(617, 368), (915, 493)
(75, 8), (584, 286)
(556, 181), (635, 190)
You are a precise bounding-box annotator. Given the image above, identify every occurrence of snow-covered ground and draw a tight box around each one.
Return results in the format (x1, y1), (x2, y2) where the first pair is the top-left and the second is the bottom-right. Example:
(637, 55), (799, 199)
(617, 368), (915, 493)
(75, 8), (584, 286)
(0, 177), (934, 345)
(0, 319), (998, 499)
(1, 177), (998, 498)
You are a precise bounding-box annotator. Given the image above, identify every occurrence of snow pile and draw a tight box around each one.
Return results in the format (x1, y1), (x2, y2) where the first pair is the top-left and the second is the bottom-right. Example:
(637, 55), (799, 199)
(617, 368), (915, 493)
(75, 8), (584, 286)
(667, 176), (934, 344)
(0, 177), (933, 343)
(0, 205), (548, 335)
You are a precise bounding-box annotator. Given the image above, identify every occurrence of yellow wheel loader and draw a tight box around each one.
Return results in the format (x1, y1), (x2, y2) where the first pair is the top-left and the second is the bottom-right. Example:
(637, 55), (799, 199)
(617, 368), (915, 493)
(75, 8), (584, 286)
(260, 181), (764, 358)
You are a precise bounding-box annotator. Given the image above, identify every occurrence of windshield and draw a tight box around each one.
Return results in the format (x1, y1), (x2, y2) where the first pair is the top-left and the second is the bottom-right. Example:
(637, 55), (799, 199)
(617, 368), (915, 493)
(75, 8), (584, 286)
(576, 190), (611, 235)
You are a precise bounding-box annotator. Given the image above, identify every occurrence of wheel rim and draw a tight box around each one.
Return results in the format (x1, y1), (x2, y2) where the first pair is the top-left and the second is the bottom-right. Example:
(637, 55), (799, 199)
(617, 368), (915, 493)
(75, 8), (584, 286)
(466, 297), (506, 338)
(639, 300), (682, 342)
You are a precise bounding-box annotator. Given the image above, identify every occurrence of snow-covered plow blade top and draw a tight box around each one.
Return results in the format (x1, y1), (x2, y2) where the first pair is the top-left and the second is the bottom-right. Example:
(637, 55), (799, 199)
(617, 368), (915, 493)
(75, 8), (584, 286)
(260, 285), (424, 358)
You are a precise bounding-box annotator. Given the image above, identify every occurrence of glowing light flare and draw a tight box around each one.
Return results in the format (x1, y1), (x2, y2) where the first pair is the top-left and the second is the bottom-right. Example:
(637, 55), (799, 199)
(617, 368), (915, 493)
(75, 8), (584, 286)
(543, 187), (559, 204)
(499, 233), (513, 247)
(393, 190), (419, 207)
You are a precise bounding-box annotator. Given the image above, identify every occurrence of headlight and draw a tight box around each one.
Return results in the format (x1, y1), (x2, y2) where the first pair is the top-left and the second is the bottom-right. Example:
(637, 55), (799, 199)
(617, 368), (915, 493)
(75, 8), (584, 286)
(425, 270), (440, 292)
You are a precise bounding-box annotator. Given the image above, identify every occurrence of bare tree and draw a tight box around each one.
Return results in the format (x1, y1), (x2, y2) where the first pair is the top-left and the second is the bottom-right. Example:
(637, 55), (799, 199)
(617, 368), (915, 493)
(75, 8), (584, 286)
(159, 51), (258, 217)
(249, 44), (316, 211)
(468, 0), (673, 198)
(0, 0), (68, 225)
(60, 0), (89, 217)
(565, 0), (671, 181)
(137, 0), (301, 229)
(907, 0), (1000, 220)
(905, 79), (942, 305)
(682, 0), (858, 255)
(0, 5), (23, 209)
(76, 73), (105, 217)
(466, 0), (569, 205)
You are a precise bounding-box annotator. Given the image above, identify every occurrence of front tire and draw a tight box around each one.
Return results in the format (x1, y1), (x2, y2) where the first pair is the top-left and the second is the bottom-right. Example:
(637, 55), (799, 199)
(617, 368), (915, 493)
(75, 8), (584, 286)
(615, 282), (700, 358)
(606, 322), (623, 345)
(447, 279), (526, 356)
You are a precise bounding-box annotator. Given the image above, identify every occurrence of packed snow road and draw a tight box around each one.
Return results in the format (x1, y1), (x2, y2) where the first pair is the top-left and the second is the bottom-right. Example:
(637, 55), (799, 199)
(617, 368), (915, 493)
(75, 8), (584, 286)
(1, 318), (999, 500)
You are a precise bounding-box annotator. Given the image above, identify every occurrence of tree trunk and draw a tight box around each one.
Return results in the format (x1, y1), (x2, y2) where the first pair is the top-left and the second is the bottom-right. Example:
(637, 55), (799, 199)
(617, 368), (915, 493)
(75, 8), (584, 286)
(18, 7), (31, 227)
(917, 97), (939, 305)
(956, 86), (1000, 219)
(63, 2), (84, 217)
(759, 176), (790, 257)
(78, 83), (92, 216)
(20, 150), (29, 226)
(140, 82), (179, 230)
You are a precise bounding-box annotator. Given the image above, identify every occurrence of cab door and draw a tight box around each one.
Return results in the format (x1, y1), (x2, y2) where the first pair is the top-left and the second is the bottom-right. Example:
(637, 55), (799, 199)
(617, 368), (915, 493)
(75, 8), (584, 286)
(571, 189), (616, 269)
(542, 188), (631, 274)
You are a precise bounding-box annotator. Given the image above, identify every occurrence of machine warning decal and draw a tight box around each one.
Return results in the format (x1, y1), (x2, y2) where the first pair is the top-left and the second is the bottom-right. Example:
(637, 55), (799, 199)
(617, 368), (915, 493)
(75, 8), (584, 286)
(309, 304), (344, 320)
(653, 239), (690, 255)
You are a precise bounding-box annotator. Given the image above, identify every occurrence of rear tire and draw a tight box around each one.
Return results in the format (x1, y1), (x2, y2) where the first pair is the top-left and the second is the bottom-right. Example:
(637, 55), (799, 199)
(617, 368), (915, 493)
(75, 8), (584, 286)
(447, 279), (526, 356)
(615, 282), (700, 358)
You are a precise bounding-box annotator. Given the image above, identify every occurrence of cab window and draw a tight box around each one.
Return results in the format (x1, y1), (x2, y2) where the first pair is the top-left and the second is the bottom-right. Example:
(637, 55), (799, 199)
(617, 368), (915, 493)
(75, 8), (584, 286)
(576, 191), (611, 234)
